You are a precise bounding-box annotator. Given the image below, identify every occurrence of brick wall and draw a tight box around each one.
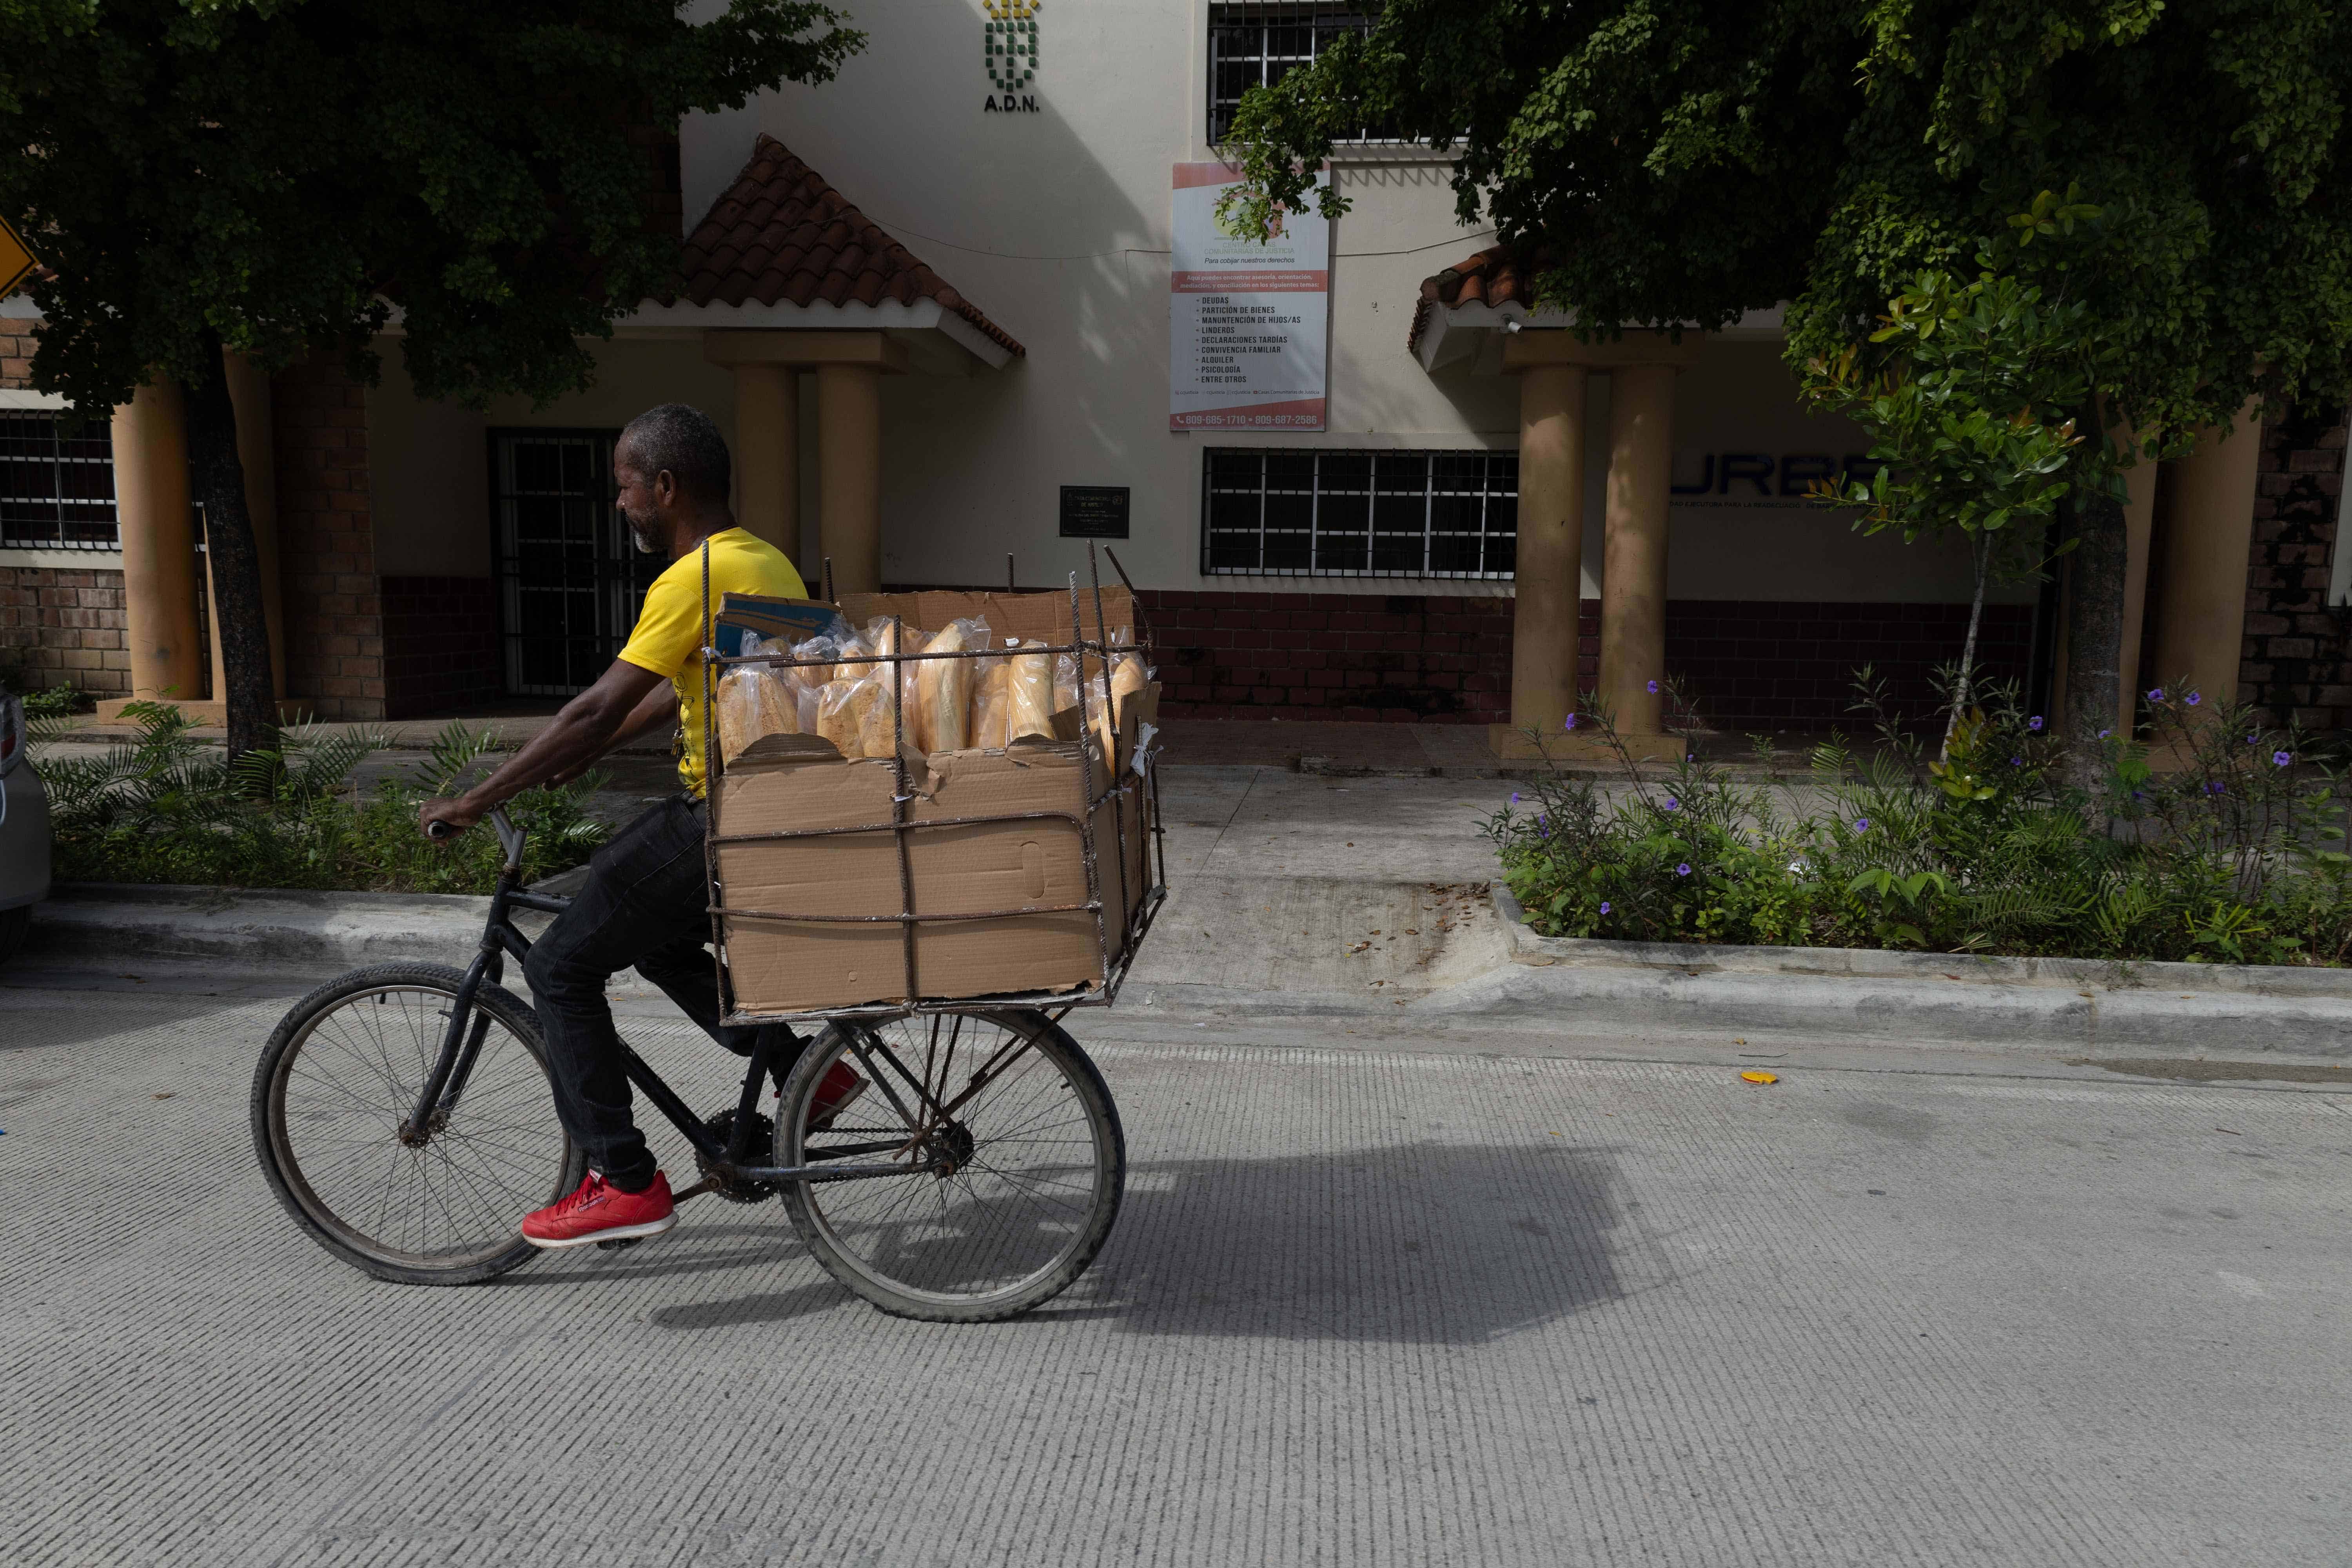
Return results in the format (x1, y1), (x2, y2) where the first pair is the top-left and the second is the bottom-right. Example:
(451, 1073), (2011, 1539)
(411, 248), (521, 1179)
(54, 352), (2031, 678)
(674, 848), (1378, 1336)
(2239, 404), (2351, 730)
(272, 351), (385, 720)
(0, 316), (34, 387)
(1671, 601), (2034, 728)
(1138, 590), (1513, 724)
(1135, 589), (2031, 728)
(0, 566), (128, 696)
(382, 575), (501, 718)
(0, 314), (130, 699)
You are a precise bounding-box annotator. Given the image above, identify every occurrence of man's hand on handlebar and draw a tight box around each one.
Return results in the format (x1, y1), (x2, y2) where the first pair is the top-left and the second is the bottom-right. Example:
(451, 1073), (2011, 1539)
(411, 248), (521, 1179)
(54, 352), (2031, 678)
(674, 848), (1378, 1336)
(419, 795), (486, 844)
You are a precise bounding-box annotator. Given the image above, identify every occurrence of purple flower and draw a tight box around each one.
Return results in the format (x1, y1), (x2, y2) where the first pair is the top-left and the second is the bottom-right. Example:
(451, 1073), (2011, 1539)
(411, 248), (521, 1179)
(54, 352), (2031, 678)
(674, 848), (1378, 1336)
(2274, 751), (2293, 767)
(2249, 733), (2263, 745)
(1646, 679), (1660, 695)
(1564, 713), (1578, 730)
(2186, 691), (2201, 707)
(1662, 796), (1680, 813)
(2099, 729), (2112, 740)
(1675, 863), (1691, 877)
(1510, 792), (1521, 802)
(1599, 901), (1612, 915)
(2207, 780), (2226, 795)
(2028, 716), (2043, 732)
(1854, 818), (1870, 831)
(2147, 688), (2164, 702)
(2010, 756), (2022, 766)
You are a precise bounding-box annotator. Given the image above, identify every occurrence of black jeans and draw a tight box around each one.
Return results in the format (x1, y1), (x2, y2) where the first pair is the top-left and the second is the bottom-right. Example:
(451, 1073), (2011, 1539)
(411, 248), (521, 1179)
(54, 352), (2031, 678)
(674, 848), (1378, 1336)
(524, 795), (798, 1189)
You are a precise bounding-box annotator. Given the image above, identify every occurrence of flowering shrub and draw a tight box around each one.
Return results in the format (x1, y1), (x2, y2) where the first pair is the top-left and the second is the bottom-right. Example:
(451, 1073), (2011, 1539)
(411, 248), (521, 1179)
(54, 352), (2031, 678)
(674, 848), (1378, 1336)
(1484, 679), (2352, 965)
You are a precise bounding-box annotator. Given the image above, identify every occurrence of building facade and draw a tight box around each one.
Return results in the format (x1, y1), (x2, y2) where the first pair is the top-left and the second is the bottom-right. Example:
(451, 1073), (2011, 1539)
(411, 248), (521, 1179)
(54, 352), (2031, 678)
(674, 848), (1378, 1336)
(3, 0), (2346, 745)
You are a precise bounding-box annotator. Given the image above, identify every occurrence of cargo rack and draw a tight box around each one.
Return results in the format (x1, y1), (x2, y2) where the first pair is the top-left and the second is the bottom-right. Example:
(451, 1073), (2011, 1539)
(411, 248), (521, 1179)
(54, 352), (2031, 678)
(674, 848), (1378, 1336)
(699, 541), (1169, 1026)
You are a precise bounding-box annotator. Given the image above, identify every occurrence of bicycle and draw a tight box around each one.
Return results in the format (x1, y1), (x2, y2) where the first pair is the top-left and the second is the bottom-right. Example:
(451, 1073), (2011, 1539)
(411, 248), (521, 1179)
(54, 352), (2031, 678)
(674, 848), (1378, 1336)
(249, 807), (1126, 1322)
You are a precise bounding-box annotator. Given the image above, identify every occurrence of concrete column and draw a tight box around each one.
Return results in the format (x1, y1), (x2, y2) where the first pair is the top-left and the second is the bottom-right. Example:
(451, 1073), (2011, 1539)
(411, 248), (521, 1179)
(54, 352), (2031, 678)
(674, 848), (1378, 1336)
(2149, 401), (2263, 715)
(111, 380), (203, 702)
(2111, 443), (2161, 736)
(1494, 363), (1587, 749)
(817, 362), (883, 595)
(1599, 362), (1679, 742)
(207, 350), (286, 701)
(730, 362), (799, 559)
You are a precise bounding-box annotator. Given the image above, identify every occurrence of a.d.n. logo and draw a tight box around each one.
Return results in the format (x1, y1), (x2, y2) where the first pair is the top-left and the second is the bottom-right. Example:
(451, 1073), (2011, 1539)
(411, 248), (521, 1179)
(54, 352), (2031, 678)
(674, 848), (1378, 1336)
(983, 0), (1040, 113)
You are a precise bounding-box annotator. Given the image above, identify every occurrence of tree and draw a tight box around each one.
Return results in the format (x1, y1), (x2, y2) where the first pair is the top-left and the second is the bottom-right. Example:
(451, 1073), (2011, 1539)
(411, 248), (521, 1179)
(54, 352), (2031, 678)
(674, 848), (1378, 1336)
(1803, 249), (2098, 755)
(0, 0), (861, 758)
(1219, 1), (2352, 774)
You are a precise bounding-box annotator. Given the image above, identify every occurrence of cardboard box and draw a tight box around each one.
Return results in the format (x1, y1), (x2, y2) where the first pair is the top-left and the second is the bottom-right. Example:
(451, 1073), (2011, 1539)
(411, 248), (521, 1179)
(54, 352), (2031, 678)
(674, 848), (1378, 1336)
(714, 710), (1154, 1018)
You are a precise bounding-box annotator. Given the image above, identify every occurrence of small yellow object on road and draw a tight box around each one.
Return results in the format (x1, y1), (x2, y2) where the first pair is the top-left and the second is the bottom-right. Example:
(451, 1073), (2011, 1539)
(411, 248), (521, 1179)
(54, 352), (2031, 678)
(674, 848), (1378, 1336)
(1740, 1070), (1779, 1085)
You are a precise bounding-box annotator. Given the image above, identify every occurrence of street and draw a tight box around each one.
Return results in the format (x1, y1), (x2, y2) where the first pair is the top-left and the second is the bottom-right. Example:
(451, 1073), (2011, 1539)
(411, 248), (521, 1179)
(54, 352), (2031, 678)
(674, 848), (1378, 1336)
(3, 972), (2346, 1566)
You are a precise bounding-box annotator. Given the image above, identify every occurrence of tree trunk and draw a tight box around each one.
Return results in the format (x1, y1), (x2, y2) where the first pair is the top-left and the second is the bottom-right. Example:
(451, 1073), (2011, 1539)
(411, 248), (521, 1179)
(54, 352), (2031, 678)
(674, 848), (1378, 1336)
(184, 337), (277, 760)
(1942, 531), (1991, 760)
(2062, 485), (2129, 794)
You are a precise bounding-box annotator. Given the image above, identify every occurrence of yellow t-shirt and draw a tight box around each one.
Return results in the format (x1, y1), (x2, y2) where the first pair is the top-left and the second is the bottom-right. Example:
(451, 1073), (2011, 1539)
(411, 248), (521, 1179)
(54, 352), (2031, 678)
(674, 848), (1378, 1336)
(618, 528), (808, 797)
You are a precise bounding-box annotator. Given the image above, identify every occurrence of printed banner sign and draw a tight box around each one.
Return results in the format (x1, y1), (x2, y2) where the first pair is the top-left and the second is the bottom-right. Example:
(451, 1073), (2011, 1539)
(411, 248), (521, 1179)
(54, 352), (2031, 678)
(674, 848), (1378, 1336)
(1169, 162), (1328, 432)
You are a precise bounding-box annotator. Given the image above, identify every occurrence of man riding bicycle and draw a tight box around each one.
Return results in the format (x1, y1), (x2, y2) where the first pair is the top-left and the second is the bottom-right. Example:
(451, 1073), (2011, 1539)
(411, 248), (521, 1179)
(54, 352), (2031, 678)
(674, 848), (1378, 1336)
(419, 403), (860, 1250)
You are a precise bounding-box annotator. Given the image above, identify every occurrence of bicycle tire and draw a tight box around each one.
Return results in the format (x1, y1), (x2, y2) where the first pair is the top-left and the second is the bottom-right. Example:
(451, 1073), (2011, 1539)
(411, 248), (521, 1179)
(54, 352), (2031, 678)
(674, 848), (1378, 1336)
(777, 1010), (1125, 1323)
(251, 963), (585, 1286)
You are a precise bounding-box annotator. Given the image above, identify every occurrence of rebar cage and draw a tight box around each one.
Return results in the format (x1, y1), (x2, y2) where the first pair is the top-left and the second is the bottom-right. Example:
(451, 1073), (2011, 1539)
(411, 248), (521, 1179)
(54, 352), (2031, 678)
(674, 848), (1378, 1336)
(699, 543), (1169, 1027)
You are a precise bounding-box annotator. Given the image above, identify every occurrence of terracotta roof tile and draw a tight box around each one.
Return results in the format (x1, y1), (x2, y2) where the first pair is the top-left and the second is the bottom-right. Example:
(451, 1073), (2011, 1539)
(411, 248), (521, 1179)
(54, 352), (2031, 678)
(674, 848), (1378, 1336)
(677, 135), (1025, 357)
(1407, 244), (1545, 354)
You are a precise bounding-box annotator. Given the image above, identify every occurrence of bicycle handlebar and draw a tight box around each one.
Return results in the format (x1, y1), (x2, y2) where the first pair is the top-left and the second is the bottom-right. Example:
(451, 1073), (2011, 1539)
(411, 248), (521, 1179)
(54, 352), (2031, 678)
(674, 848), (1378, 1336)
(426, 806), (526, 871)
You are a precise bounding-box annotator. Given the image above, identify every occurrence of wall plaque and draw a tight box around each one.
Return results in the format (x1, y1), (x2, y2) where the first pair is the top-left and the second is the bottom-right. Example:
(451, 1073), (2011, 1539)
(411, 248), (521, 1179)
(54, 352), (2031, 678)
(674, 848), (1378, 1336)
(1058, 485), (1131, 539)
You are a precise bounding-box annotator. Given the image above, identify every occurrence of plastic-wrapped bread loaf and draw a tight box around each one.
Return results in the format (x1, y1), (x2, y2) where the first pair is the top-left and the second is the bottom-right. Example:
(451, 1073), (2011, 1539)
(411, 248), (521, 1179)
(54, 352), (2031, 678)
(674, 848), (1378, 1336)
(831, 633), (875, 683)
(715, 662), (799, 764)
(1110, 652), (1147, 722)
(972, 662), (1011, 749)
(857, 670), (902, 759)
(1005, 639), (1056, 742)
(913, 619), (986, 752)
(815, 675), (884, 757)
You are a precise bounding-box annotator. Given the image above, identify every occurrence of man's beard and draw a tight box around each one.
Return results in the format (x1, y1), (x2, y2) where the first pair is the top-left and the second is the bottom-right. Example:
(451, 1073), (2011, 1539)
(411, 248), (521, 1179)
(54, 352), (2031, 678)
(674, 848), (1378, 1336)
(625, 512), (661, 555)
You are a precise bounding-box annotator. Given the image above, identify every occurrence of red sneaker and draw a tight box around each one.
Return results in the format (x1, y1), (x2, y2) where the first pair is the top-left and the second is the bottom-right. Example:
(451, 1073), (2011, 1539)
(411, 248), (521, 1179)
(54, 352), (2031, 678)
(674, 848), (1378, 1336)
(807, 1060), (867, 1131)
(521, 1171), (677, 1250)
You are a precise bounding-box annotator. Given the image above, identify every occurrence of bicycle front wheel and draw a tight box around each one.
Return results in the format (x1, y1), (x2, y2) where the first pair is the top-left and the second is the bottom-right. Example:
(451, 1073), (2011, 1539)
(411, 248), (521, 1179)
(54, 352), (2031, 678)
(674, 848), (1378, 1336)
(251, 964), (584, 1285)
(778, 1010), (1124, 1322)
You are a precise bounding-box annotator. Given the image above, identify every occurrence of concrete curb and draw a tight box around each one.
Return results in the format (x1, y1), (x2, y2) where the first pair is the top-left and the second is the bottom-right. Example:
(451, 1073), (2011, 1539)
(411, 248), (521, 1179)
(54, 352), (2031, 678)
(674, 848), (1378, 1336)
(1473, 881), (2352, 1055)
(28, 882), (507, 969)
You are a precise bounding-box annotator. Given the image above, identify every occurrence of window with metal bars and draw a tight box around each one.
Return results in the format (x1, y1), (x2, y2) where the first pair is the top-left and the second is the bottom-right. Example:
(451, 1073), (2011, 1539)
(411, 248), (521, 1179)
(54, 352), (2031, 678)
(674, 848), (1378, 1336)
(1202, 447), (1517, 578)
(488, 428), (662, 696)
(0, 412), (117, 549)
(1208, 4), (1394, 144)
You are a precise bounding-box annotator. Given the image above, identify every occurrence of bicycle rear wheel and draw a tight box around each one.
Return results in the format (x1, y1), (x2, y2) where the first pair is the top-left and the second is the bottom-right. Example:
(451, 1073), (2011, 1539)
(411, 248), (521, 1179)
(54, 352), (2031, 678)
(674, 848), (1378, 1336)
(777, 1010), (1124, 1322)
(251, 964), (584, 1285)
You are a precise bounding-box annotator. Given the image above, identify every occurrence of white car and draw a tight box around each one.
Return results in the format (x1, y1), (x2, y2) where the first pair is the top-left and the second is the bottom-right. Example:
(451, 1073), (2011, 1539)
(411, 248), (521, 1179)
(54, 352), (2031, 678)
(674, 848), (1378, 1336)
(0, 691), (49, 963)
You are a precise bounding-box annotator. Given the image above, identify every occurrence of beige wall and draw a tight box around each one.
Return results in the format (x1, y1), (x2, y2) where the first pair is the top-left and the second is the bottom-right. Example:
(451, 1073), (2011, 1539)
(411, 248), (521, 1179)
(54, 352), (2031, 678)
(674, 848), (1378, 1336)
(367, 350), (490, 578)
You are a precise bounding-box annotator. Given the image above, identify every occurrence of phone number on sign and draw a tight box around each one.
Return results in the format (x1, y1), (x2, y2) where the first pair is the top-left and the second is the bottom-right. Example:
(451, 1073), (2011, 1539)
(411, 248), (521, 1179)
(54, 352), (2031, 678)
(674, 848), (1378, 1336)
(1171, 412), (1323, 428)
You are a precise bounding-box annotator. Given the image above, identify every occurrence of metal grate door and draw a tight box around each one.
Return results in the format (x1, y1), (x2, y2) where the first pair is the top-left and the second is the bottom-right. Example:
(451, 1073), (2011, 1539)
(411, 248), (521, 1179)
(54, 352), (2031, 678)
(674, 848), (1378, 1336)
(489, 429), (661, 697)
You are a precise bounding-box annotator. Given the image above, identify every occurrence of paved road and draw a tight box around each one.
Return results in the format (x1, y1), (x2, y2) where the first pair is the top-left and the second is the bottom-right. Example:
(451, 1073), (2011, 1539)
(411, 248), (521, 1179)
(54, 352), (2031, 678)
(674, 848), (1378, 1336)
(2, 973), (2348, 1567)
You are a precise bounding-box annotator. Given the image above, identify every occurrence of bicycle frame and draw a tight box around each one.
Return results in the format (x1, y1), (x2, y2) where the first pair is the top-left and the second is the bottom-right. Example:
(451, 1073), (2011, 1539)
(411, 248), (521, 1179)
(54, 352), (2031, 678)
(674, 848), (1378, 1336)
(401, 809), (1052, 1196)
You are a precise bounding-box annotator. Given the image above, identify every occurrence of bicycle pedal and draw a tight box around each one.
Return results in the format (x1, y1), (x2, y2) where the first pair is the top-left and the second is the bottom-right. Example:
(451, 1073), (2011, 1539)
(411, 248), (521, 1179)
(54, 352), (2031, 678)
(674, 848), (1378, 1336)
(595, 1237), (643, 1252)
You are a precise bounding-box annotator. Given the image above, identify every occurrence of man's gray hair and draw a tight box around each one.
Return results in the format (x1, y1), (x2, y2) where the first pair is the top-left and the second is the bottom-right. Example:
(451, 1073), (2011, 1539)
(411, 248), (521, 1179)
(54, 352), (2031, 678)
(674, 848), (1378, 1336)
(619, 403), (731, 503)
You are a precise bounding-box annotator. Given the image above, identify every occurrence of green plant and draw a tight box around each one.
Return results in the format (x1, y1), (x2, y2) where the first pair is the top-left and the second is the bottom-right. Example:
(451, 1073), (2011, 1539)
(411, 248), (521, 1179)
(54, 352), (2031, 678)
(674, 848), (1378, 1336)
(1484, 678), (2352, 966)
(34, 706), (606, 893)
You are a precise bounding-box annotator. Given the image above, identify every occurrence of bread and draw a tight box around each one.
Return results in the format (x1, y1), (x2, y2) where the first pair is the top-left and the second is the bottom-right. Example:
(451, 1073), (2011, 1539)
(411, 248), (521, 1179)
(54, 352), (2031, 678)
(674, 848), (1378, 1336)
(815, 676), (883, 757)
(1006, 640), (1056, 742)
(715, 665), (799, 764)
(973, 663), (1012, 749)
(914, 621), (975, 752)
(1110, 652), (1148, 720)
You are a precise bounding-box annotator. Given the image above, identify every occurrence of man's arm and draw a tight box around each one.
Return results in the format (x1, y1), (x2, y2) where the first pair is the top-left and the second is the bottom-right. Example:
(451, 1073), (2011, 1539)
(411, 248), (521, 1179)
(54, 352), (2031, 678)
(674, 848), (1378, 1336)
(419, 659), (667, 838)
(545, 677), (678, 786)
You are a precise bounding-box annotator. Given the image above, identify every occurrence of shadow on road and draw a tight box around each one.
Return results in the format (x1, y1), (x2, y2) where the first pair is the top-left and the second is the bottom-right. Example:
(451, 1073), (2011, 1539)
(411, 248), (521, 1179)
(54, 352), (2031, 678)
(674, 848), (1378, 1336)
(618, 1140), (1629, 1346)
